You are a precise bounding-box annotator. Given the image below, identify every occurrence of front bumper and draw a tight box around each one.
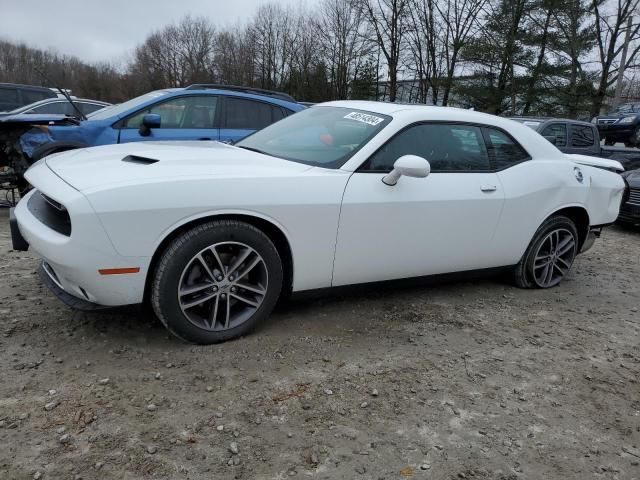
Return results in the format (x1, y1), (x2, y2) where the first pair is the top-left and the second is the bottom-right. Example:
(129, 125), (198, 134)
(13, 165), (150, 307)
(617, 201), (640, 225)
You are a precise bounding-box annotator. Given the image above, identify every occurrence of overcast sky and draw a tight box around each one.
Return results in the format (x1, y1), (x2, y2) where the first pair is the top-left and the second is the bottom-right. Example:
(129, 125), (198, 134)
(2, 0), (315, 64)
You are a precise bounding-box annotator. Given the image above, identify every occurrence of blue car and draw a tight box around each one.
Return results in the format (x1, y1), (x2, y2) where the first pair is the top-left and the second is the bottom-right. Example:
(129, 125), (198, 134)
(22, 84), (304, 161)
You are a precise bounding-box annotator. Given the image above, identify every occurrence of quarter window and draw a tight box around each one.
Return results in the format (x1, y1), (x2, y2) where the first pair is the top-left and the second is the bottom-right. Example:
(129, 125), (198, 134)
(123, 96), (218, 129)
(540, 123), (567, 147)
(570, 125), (595, 148)
(362, 123), (491, 172)
(484, 128), (529, 170)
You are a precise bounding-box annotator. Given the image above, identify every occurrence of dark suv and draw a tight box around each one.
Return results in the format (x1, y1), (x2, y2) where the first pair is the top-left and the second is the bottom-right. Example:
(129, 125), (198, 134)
(0, 83), (57, 112)
(595, 103), (640, 146)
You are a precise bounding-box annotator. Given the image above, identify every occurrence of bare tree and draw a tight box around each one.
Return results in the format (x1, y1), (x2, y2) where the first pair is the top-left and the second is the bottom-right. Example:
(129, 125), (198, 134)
(590, 0), (640, 116)
(317, 0), (369, 99)
(362, 0), (410, 102)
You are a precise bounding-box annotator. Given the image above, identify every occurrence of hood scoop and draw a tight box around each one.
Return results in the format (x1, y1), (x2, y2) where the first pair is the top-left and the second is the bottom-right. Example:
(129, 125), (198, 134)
(122, 155), (158, 165)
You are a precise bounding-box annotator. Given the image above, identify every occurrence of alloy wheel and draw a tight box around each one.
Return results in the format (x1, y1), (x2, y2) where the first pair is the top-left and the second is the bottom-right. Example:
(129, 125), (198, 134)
(178, 242), (268, 331)
(531, 228), (577, 288)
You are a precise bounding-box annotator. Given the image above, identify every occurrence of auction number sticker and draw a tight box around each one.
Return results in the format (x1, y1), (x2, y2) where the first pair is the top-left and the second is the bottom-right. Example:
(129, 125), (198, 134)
(344, 112), (385, 126)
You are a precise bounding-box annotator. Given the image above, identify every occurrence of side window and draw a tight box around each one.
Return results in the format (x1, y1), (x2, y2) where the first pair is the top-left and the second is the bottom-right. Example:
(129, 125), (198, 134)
(23, 90), (51, 104)
(0, 88), (18, 103)
(540, 123), (567, 147)
(123, 96), (218, 129)
(31, 102), (64, 114)
(363, 123), (490, 172)
(225, 97), (278, 130)
(484, 128), (530, 170)
(570, 125), (595, 148)
(272, 106), (289, 122)
(80, 103), (106, 115)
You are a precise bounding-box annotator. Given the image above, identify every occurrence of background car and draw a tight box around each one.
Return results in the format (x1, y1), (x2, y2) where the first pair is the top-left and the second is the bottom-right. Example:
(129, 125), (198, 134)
(22, 84), (305, 162)
(0, 83), (58, 111)
(512, 116), (640, 171)
(11, 102), (625, 344)
(594, 103), (640, 147)
(0, 97), (110, 117)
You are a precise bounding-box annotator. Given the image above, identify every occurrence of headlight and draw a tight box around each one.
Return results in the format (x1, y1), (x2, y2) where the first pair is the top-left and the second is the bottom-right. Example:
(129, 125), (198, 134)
(618, 116), (636, 124)
(591, 117), (597, 124)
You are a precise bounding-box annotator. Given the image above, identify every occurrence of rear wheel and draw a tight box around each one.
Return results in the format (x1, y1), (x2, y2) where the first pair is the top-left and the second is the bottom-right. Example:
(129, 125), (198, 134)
(151, 220), (283, 344)
(514, 216), (579, 289)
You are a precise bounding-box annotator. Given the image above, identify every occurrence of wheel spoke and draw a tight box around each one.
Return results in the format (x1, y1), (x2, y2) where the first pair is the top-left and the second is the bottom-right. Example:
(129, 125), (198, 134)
(231, 292), (261, 308)
(208, 246), (225, 274)
(556, 256), (572, 269)
(234, 282), (266, 295)
(208, 295), (220, 329)
(181, 291), (218, 310)
(180, 282), (213, 296)
(226, 247), (253, 278)
(558, 238), (575, 256)
(234, 256), (262, 282)
(223, 296), (231, 329)
(196, 254), (216, 281)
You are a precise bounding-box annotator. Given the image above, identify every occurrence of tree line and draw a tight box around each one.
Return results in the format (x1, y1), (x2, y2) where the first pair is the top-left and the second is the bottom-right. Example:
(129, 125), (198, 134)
(1, 0), (640, 119)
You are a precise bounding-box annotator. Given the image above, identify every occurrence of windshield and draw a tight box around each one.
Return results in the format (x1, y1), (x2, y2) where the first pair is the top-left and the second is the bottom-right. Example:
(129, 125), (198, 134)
(612, 103), (640, 114)
(87, 90), (172, 120)
(236, 106), (391, 168)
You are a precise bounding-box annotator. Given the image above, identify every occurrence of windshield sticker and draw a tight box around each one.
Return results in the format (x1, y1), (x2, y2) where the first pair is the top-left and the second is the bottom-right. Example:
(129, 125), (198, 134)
(344, 112), (385, 126)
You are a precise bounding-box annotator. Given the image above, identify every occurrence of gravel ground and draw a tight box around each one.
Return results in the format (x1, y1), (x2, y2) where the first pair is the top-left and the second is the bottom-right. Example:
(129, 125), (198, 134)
(1, 209), (639, 480)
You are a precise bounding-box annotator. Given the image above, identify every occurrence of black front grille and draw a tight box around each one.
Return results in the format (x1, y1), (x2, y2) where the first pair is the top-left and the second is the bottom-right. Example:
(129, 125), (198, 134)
(27, 190), (71, 236)
(628, 187), (640, 206)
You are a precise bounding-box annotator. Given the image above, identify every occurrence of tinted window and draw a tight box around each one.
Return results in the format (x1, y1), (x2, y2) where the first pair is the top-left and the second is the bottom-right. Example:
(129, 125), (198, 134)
(485, 128), (529, 169)
(123, 96), (218, 129)
(80, 103), (106, 115)
(541, 123), (567, 147)
(363, 123), (490, 172)
(23, 90), (52, 104)
(225, 97), (283, 130)
(571, 125), (595, 148)
(30, 102), (65, 114)
(0, 88), (18, 103)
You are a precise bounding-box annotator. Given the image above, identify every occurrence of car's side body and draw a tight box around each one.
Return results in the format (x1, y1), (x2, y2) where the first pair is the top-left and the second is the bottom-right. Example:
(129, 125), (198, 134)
(0, 83), (57, 112)
(20, 87), (305, 162)
(0, 98), (110, 117)
(12, 102), (626, 311)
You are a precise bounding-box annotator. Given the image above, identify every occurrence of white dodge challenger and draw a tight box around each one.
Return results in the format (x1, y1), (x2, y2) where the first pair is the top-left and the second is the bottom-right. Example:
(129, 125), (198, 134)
(10, 101), (626, 343)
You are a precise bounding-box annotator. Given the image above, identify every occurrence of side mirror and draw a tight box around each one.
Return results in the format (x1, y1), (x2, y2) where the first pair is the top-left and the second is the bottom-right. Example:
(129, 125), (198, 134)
(382, 155), (430, 186)
(543, 135), (557, 145)
(139, 114), (161, 136)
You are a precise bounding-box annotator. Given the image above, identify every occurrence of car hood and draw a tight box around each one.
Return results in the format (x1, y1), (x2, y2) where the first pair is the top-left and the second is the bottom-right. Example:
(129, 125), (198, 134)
(0, 113), (77, 125)
(566, 154), (624, 173)
(44, 141), (313, 192)
(598, 112), (638, 119)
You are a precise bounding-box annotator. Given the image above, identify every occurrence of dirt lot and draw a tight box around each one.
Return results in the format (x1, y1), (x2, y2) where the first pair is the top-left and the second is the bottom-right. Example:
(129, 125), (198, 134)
(0, 210), (639, 480)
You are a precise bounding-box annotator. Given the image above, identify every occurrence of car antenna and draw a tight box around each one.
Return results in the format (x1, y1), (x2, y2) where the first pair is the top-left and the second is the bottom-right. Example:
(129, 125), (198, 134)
(33, 66), (88, 121)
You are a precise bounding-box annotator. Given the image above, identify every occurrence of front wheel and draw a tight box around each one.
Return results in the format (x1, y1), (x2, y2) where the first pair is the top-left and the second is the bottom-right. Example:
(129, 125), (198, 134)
(513, 216), (579, 289)
(151, 220), (283, 344)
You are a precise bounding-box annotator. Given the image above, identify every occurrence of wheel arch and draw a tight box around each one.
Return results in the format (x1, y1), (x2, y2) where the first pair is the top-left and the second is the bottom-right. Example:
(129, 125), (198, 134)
(545, 205), (590, 251)
(31, 141), (89, 161)
(143, 212), (294, 304)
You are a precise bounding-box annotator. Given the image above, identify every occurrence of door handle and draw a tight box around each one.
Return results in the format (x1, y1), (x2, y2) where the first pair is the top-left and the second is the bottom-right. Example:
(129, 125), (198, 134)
(198, 137), (212, 141)
(481, 185), (497, 192)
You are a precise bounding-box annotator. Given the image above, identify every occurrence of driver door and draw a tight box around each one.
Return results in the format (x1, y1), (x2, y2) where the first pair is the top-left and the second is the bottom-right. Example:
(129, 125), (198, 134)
(332, 123), (505, 286)
(117, 96), (220, 143)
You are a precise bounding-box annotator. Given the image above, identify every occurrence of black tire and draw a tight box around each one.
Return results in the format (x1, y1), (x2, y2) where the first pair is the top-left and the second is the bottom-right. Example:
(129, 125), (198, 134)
(604, 138), (615, 146)
(513, 215), (579, 289)
(151, 220), (283, 344)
